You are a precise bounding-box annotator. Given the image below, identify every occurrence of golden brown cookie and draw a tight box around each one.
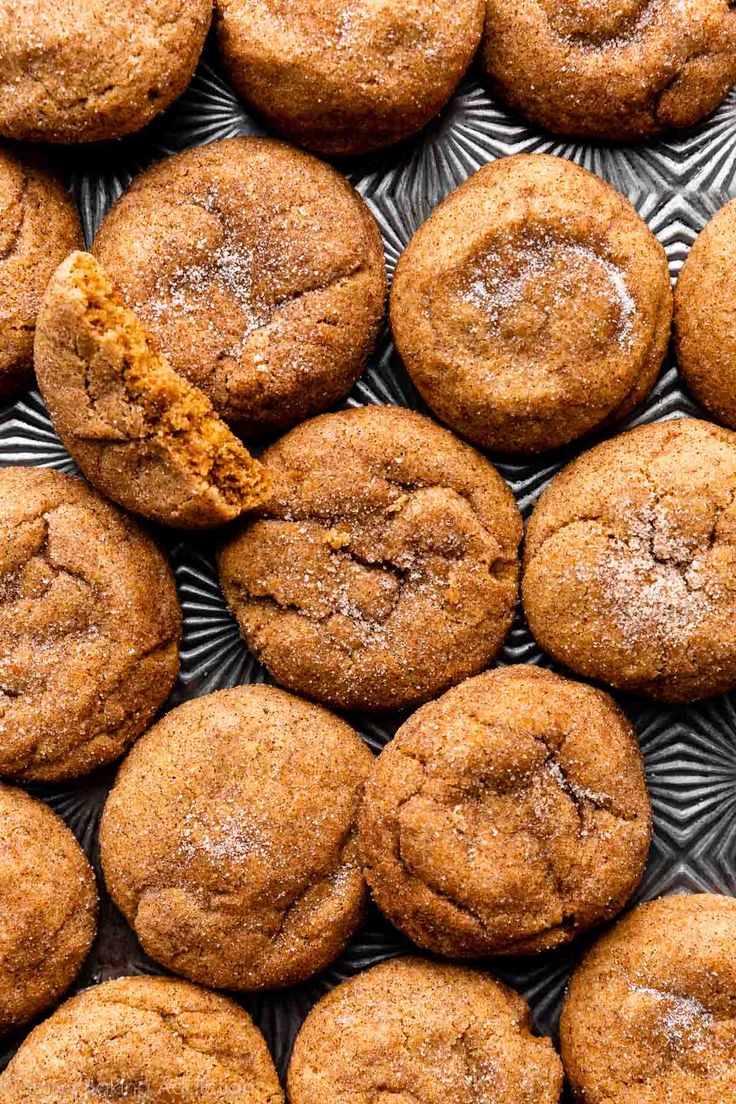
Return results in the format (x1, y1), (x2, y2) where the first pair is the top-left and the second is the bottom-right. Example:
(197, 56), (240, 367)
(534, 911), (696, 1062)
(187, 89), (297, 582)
(93, 138), (386, 435)
(0, 975), (284, 1102)
(359, 665), (651, 957)
(288, 956), (563, 1104)
(0, 146), (82, 397)
(0, 784), (97, 1035)
(218, 406), (522, 712)
(100, 685), (373, 991)
(390, 154), (672, 454)
(523, 418), (736, 703)
(482, 0), (736, 141)
(0, 466), (181, 782)
(215, 0), (485, 156)
(561, 894), (736, 1104)
(0, 1), (211, 143)
(35, 253), (270, 530)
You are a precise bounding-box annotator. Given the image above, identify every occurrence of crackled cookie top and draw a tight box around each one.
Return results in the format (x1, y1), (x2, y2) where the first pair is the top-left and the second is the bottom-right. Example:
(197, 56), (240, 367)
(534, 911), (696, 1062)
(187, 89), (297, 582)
(0, 975), (284, 1103)
(561, 894), (736, 1104)
(483, 0), (736, 140)
(93, 138), (386, 434)
(288, 957), (563, 1104)
(391, 154), (672, 454)
(523, 418), (736, 702)
(0, 466), (181, 782)
(100, 685), (373, 990)
(218, 406), (522, 712)
(359, 665), (651, 957)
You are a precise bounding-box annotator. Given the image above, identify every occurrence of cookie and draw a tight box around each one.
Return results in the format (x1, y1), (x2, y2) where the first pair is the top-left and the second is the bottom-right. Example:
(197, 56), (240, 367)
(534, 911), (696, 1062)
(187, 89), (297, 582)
(0, 1), (211, 143)
(0, 975), (284, 1102)
(561, 894), (736, 1104)
(99, 685), (373, 990)
(0, 146), (82, 397)
(359, 665), (651, 957)
(215, 0), (485, 156)
(482, 0), (736, 141)
(288, 956), (563, 1104)
(35, 253), (270, 530)
(523, 418), (736, 703)
(0, 466), (181, 782)
(218, 406), (522, 712)
(93, 138), (386, 435)
(390, 154), (672, 454)
(0, 785), (97, 1035)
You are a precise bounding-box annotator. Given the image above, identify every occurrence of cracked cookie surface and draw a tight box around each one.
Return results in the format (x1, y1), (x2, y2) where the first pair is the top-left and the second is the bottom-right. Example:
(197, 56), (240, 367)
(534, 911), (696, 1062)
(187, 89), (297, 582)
(390, 154), (672, 455)
(0, 784), (97, 1034)
(287, 956), (563, 1104)
(0, 975), (284, 1102)
(359, 665), (651, 957)
(523, 418), (736, 702)
(483, 0), (736, 140)
(100, 685), (373, 990)
(0, 466), (181, 782)
(35, 252), (270, 530)
(561, 894), (736, 1104)
(217, 406), (522, 712)
(93, 138), (386, 435)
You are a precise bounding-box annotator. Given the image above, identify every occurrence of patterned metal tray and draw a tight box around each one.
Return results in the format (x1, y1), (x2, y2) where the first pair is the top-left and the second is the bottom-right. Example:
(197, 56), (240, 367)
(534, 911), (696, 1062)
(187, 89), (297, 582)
(2, 33), (735, 1097)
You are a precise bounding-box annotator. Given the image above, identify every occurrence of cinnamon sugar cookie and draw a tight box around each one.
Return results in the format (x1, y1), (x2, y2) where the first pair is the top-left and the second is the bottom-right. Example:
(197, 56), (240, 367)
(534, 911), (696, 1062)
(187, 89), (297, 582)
(218, 406), (522, 712)
(561, 894), (736, 1104)
(391, 154), (672, 454)
(93, 138), (386, 435)
(523, 418), (736, 703)
(359, 665), (651, 957)
(483, 0), (736, 141)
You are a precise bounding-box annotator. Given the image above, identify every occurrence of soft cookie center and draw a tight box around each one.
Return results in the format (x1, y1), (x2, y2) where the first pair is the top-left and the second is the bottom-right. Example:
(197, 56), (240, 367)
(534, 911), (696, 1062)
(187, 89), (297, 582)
(539, 0), (660, 44)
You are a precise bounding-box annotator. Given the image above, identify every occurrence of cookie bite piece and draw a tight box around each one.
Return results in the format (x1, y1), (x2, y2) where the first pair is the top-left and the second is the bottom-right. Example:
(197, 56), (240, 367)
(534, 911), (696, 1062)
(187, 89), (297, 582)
(34, 252), (270, 530)
(391, 154), (672, 454)
(483, 0), (736, 141)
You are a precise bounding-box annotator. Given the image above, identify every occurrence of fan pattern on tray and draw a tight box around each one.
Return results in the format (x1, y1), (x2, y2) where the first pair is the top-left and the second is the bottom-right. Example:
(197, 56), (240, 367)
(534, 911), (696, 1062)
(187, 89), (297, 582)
(1, 41), (736, 1089)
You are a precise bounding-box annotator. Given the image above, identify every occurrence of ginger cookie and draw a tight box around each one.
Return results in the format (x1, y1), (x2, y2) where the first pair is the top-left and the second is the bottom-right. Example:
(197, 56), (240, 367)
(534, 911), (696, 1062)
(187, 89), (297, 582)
(215, 0), (485, 156)
(0, 975), (284, 1102)
(0, 146), (82, 397)
(483, 0), (736, 141)
(288, 956), (563, 1104)
(100, 685), (373, 990)
(0, 784), (97, 1035)
(0, 466), (181, 782)
(390, 154), (672, 454)
(35, 253), (270, 530)
(218, 406), (522, 713)
(93, 138), (386, 435)
(523, 418), (736, 703)
(0, 1), (211, 143)
(359, 665), (651, 957)
(561, 894), (736, 1104)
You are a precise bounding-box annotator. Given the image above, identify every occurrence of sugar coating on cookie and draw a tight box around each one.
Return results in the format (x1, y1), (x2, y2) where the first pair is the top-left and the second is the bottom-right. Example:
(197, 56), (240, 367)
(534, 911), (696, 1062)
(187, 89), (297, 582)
(561, 894), (736, 1103)
(0, 146), (82, 397)
(0, 466), (181, 782)
(0, 1), (211, 143)
(288, 956), (563, 1104)
(215, 0), (485, 156)
(0, 975), (284, 1102)
(100, 685), (374, 990)
(218, 406), (522, 712)
(93, 138), (386, 434)
(359, 665), (651, 957)
(391, 154), (672, 454)
(483, 0), (736, 140)
(0, 785), (97, 1035)
(523, 418), (736, 703)
(34, 253), (271, 530)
